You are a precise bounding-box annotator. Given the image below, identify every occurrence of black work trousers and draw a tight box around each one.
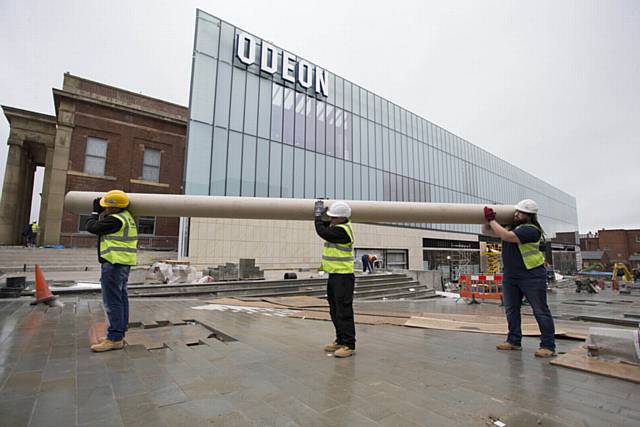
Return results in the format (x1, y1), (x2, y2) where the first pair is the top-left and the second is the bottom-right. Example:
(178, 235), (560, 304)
(327, 273), (356, 349)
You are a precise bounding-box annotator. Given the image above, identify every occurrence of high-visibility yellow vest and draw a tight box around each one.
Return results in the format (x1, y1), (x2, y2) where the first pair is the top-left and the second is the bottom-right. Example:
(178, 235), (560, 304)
(31, 223), (39, 232)
(100, 210), (138, 266)
(321, 221), (355, 274)
(516, 224), (545, 270)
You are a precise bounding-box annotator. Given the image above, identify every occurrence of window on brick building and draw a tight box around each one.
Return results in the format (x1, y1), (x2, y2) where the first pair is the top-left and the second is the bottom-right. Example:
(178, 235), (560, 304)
(84, 137), (108, 176)
(78, 214), (91, 232)
(137, 217), (155, 235)
(142, 148), (161, 182)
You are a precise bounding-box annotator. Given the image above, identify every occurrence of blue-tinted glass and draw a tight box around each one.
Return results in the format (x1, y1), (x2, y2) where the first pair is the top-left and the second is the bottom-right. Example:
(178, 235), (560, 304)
(185, 121), (212, 195)
(335, 159), (344, 199)
(375, 124), (382, 169)
(327, 73), (336, 105)
(195, 16), (219, 58)
(270, 83), (283, 141)
(335, 109), (343, 159)
(390, 174), (397, 201)
(244, 73), (259, 135)
(344, 112), (352, 161)
(218, 22), (234, 63)
(335, 76), (343, 109)
(191, 54), (216, 124)
(214, 62), (232, 127)
(374, 95), (382, 123)
(352, 115), (360, 164)
(367, 92), (374, 120)
(211, 127), (228, 195)
(305, 97), (315, 151)
(293, 147), (305, 198)
(383, 172), (390, 201)
(241, 135), (256, 196)
(268, 142), (282, 197)
(360, 119), (368, 165)
(408, 178), (415, 202)
(316, 101), (325, 154)
(344, 81), (352, 111)
(382, 128), (389, 171)
(381, 100), (388, 127)
(226, 131), (242, 195)
(359, 87), (367, 118)
(229, 68), (246, 131)
(353, 164), (361, 200)
(388, 103), (395, 129)
(315, 154), (325, 197)
(326, 104), (335, 156)
(403, 177), (409, 201)
(369, 167), (376, 200)
(368, 121), (375, 167)
(389, 131), (397, 174)
(257, 78), (271, 138)
(255, 138), (269, 196)
(376, 170), (383, 201)
(326, 156), (335, 198)
(351, 85), (360, 116)
(283, 88), (294, 145)
(361, 167), (369, 200)
(281, 144), (293, 197)
(344, 162), (353, 200)
(294, 92), (305, 147)
(305, 151), (315, 198)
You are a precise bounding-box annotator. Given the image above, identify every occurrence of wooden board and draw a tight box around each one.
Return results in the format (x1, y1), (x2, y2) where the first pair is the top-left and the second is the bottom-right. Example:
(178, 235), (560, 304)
(551, 346), (640, 384)
(262, 296), (328, 308)
(404, 315), (559, 336)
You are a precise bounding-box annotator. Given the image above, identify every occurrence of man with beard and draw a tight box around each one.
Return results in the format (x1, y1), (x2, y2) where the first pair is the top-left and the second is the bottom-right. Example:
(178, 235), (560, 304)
(482, 199), (556, 357)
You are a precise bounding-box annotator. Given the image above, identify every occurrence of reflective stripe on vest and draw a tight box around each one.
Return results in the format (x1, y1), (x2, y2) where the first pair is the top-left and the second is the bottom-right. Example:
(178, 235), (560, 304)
(99, 210), (138, 266)
(516, 224), (545, 270)
(321, 221), (355, 274)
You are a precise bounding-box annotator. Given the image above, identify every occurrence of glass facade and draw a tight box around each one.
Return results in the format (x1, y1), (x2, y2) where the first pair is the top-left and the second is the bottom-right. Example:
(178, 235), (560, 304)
(186, 9), (578, 237)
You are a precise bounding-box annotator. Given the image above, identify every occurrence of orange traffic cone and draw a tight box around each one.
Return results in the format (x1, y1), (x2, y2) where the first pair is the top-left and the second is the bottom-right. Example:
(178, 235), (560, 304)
(30, 264), (58, 306)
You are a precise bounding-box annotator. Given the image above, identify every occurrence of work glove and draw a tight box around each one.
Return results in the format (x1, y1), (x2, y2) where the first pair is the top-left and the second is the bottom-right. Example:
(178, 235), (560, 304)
(483, 206), (496, 222)
(314, 200), (325, 218)
(93, 197), (105, 214)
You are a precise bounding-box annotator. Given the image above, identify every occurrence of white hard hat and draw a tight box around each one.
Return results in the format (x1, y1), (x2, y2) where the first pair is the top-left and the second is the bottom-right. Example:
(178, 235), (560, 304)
(327, 201), (352, 218)
(515, 199), (538, 214)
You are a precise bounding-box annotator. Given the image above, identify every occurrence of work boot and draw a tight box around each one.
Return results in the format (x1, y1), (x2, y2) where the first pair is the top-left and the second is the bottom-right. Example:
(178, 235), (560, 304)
(534, 348), (556, 358)
(334, 346), (355, 358)
(91, 339), (124, 352)
(496, 342), (522, 351)
(324, 342), (342, 352)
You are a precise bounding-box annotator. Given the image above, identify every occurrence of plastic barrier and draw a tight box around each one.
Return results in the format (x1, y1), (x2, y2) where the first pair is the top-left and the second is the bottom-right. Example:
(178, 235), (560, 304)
(459, 274), (503, 304)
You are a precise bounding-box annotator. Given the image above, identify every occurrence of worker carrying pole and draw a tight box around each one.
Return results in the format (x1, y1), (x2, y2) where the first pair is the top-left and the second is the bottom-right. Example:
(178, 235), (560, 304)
(314, 200), (357, 358)
(482, 199), (556, 358)
(86, 190), (138, 353)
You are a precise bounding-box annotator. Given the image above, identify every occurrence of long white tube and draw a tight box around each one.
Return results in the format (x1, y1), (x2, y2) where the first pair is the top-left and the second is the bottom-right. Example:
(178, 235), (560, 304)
(65, 191), (514, 224)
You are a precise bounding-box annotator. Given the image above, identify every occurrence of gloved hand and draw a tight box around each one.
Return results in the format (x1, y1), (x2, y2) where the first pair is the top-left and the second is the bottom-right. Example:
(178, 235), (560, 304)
(93, 197), (105, 214)
(314, 200), (325, 218)
(483, 206), (496, 222)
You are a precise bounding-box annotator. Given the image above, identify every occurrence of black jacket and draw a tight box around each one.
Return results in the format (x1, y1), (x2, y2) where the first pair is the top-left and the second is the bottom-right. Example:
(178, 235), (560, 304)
(314, 218), (351, 244)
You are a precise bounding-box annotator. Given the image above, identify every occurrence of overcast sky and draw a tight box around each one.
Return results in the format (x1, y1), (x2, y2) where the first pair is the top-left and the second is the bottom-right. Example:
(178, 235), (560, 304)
(1, 0), (638, 233)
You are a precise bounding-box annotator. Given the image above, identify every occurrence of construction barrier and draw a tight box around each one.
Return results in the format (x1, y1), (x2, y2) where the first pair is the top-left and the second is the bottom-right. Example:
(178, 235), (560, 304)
(459, 274), (503, 304)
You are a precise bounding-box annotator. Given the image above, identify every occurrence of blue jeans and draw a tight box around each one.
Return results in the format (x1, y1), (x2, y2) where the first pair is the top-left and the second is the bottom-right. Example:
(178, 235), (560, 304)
(502, 278), (555, 351)
(100, 262), (130, 341)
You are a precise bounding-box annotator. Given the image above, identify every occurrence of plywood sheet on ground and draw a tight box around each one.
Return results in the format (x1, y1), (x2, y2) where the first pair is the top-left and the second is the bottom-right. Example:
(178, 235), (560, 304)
(204, 298), (284, 309)
(405, 314), (558, 336)
(262, 296), (328, 308)
(551, 346), (640, 384)
(289, 310), (408, 326)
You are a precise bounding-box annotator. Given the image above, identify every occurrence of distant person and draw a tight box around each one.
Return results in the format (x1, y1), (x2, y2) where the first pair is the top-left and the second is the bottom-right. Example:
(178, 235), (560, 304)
(86, 190), (138, 352)
(29, 221), (39, 247)
(22, 223), (33, 247)
(482, 199), (556, 358)
(315, 200), (356, 358)
(361, 254), (372, 273)
(369, 255), (377, 272)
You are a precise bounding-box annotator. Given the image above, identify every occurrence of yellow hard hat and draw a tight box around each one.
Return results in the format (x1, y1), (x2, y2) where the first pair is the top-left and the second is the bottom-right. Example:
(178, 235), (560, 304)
(100, 190), (129, 208)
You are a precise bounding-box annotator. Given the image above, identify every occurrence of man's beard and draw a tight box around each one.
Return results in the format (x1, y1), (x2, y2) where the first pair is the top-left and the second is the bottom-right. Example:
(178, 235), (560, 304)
(511, 216), (528, 229)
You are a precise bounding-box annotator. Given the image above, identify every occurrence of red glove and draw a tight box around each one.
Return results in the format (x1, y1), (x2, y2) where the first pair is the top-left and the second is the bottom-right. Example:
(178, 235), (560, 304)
(483, 207), (496, 222)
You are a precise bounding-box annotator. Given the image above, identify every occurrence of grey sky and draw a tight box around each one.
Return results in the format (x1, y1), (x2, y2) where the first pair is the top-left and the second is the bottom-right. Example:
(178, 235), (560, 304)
(1, 0), (638, 233)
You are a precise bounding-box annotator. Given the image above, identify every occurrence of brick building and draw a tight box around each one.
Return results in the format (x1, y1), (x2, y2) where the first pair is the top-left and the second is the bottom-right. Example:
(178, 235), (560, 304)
(0, 73), (187, 249)
(579, 228), (640, 268)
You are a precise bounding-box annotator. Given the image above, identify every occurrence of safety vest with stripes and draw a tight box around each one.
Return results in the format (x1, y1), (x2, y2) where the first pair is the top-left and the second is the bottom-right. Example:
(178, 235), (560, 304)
(515, 224), (545, 270)
(100, 210), (138, 266)
(31, 223), (39, 232)
(321, 221), (355, 274)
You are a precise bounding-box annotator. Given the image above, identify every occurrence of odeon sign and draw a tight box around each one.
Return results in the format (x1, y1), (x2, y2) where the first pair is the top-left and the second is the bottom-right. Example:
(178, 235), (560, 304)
(235, 32), (329, 98)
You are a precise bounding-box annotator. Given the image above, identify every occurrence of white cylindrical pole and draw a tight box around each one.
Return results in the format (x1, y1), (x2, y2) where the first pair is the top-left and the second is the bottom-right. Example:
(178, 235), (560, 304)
(64, 191), (515, 224)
